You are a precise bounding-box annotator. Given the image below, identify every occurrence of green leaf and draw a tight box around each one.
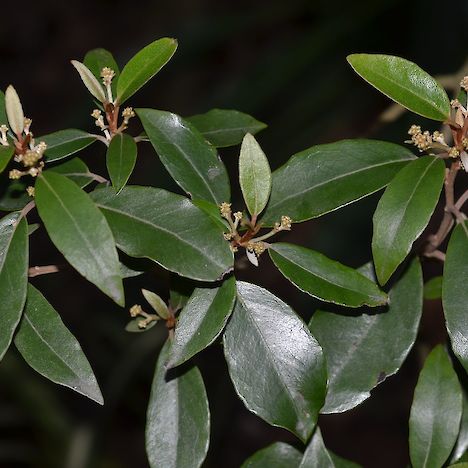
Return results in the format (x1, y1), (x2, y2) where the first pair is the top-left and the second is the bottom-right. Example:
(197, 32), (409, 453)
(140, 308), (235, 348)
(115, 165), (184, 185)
(146, 340), (210, 468)
(261, 140), (415, 226)
(310, 258), (423, 413)
(84, 48), (120, 95)
(47, 157), (93, 188)
(450, 393), (468, 465)
(91, 186), (233, 282)
(0, 179), (30, 211)
(424, 276), (443, 300)
(241, 442), (303, 468)
(0, 212), (28, 360)
(35, 171), (124, 305)
(192, 199), (229, 232)
(142, 289), (169, 319)
(169, 276), (194, 311)
(409, 345), (462, 468)
(137, 109), (230, 205)
(239, 133), (272, 217)
(41, 129), (97, 162)
(443, 222), (468, 373)
(347, 54), (451, 121)
(224, 281), (327, 442)
(270, 243), (387, 307)
(117, 38), (177, 104)
(71, 60), (107, 103)
(0, 145), (14, 174)
(299, 427), (335, 468)
(14, 284), (104, 404)
(106, 133), (137, 193)
(372, 156), (445, 285)
(187, 109), (267, 148)
(169, 276), (236, 367)
(0, 90), (7, 125)
(125, 318), (158, 333)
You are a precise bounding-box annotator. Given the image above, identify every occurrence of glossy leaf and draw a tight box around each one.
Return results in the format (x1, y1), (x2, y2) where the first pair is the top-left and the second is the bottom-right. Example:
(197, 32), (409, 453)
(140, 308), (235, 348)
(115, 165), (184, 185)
(48, 157), (93, 188)
(0, 212), (28, 360)
(169, 276), (236, 367)
(117, 38), (177, 104)
(224, 281), (327, 441)
(270, 243), (387, 307)
(0, 90), (6, 125)
(187, 109), (267, 148)
(262, 140), (415, 225)
(348, 54), (451, 121)
(450, 393), (468, 465)
(35, 171), (124, 305)
(137, 109), (230, 205)
(300, 427), (335, 468)
(106, 133), (137, 193)
(424, 276), (443, 300)
(146, 340), (210, 468)
(5, 86), (24, 135)
(373, 156), (445, 285)
(41, 129), (97, 162)
(91, 186), (233, 282)
(443, 222), (468, 373)
(192, 199), (229, 232)
(14, 284), (103, 404)
(241, 442), (302, 468)
(239, 133), (271, 217)
(409, 345), (462, 468)
(84, 48), (120, 94)
(0, 145), (14, 174)
(310, 259), (423, 413)
(142, 289), (169, 319)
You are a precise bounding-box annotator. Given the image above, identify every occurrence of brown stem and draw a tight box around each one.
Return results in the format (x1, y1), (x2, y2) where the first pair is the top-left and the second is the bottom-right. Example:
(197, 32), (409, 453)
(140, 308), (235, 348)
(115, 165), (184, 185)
(28, 264), (61, 277)
(20, 201), (35, 220)
(455, 189), (468, 210)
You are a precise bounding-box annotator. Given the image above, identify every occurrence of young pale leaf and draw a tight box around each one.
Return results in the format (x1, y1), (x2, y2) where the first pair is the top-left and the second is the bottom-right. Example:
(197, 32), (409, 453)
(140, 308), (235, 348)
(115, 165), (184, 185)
(0, 145), (14, 174)
(372, 156), (445, 285)
(169, 276), (236, 367)
(270, 243), (387, 307)
(224, 281), (327, 442)
(241, 442), (303, 468)
(261, 140), (415, 226)
(14, 284), (104, 404)
(142, 289), (169, 319)
(0, 90), (6, 125)
(0, 212), (28, 360)
(443, 222), (468, 373)
(239, 133), (272, 217)
(137, 109), (230, 205)
(146, 340), (210, 468)
(41, 129), (97, 162)
(125, 318), (158, 333)
(347, 54), (451, 121)
(71, 60), (107, 102)
(310, 259), (423, 413)
(47, 157), (93, 188)
(187, 109), (267, 148)
(300, 427), (335, 468)
(409, 345), (462, 468)
(84, 48), (120, 94)
(5, 86), (24, 135)
(117, 38), (177, 104)
(424, 276), (443, 300)
(35, 171), (124, 306)
(91, 186), (233, 282)
(106, 133), (137, 193)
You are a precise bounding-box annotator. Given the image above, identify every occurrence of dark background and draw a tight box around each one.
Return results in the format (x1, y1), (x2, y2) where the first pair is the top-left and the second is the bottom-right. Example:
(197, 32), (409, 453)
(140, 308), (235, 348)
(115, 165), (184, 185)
(0, 0), (467, 467)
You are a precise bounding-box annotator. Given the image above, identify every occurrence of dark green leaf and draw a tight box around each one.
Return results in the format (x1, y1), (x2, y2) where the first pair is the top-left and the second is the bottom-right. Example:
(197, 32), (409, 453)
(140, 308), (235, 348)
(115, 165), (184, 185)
(424, 276), (443, 300)
(146, 340), (210, 468)
(14, 284), (103, 404)
(347, 54), (451, 121)
(35, 171), (124, 305)
(0, 212), (28, 359)
(48, 157), (93, 188)
(450, 393), (468, 465)
(42, 129), (97, 162)
(443, 222), (468, 373)
(187, 109), (267, 148)
(169, 276), (194, 311)
(137, 109), (230, 205)
(241, 442), (302, 468)
(239, 133), (271, 217)
(409, 345), (462, 468)
(224, 281), (327, 441)
(299, 427), (334, 468)
(270, 243), (387, 307)
(91, 186), (233, 282)
(310, 259), (423, 413)
(372, 156), (445, 285)
(106, 133), (137, 193)
(192, 199), (229, 232)
(0, 145), (14, 174)
(0, 179), (30, 211)
(261, 140), (415, 225)
(84, 48), (120, 94)
(169, 276), (236, 367)
(117, 38), (177, 104)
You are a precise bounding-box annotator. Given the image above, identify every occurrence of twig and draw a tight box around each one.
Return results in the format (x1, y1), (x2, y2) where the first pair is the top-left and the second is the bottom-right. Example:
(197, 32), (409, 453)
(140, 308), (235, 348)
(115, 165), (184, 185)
(28, 265), (61, 277)
(20, 201), (35, 220)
